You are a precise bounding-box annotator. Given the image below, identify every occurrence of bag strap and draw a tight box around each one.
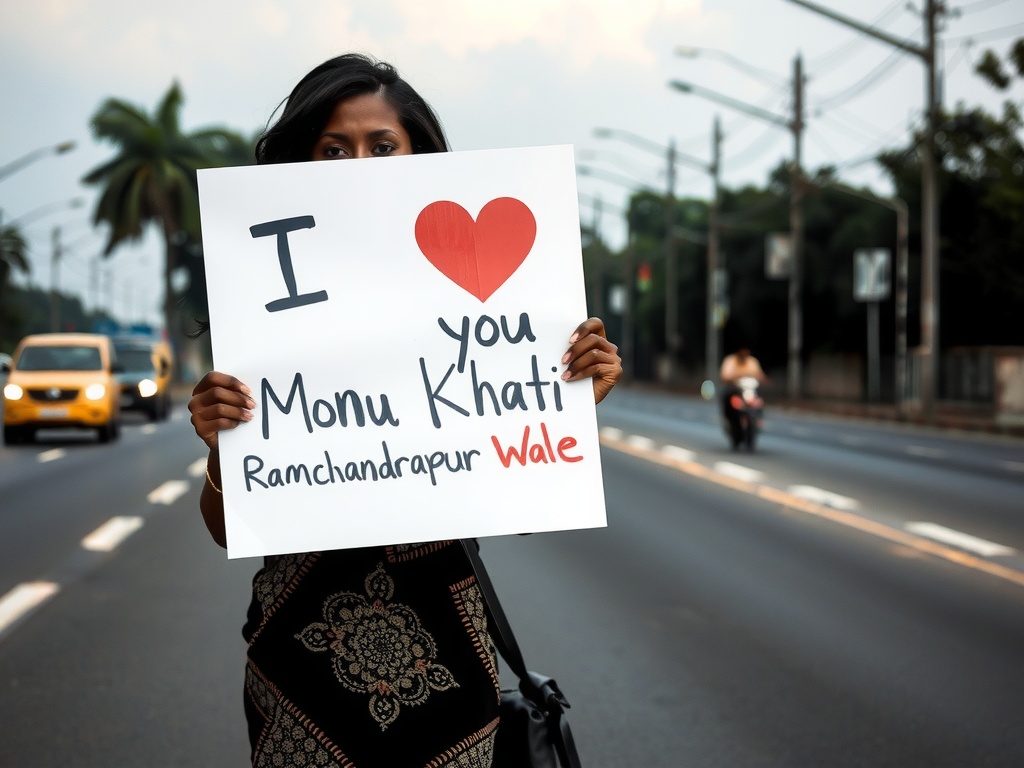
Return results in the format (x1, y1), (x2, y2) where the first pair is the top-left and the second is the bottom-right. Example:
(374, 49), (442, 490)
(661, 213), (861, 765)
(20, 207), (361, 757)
(460, 539), (530, 682)
(460, 540), (583, 768)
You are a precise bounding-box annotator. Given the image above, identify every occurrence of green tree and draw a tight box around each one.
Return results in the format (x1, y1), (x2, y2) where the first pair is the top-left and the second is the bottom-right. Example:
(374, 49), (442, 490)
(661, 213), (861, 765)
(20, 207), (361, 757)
(877, 38), (1024, 351)
(0, 222), (30, 350)
(0, 221), (28, 291)
(82, 83), (254, 368)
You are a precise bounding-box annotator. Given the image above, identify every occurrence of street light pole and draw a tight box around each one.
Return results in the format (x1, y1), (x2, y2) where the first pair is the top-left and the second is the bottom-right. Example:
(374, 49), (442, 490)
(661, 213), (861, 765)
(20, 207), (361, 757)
(706, 116), (723, 386)
(789, 53), (805, 402)
(0, 141), (76, 183)
(664, 139), (679, 383)
(7, 197), (85, 230)
(670, 57), (806, 401)
(593, 127), (718, 385)
(782, 0), (942, 418)
(622, 210), (635, 382)
(921, 0), (941, 419)
(577, 165), (650, 382)
(50, 226), (63, 332)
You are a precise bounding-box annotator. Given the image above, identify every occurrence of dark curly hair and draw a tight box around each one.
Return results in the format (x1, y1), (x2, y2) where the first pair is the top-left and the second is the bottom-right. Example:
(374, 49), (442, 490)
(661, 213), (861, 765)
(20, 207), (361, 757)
(255, 53), (449, 164)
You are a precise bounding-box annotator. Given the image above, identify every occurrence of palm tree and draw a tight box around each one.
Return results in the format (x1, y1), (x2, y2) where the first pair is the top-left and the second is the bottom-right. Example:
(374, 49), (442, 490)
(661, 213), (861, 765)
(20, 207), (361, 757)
(0, 223), (29, 349)
(82, 82), (254, 367)
(0, 222), (29, 290)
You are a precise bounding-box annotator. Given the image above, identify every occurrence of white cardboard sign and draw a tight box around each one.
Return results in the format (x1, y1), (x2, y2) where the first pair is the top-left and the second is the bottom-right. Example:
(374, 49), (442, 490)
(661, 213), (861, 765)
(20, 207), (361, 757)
(197, 145), (607, 559)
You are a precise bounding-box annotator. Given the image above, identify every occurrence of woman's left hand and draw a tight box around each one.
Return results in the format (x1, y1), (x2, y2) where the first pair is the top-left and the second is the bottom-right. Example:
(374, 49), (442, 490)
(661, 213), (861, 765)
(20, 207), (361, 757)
(561, 317), (622, 404)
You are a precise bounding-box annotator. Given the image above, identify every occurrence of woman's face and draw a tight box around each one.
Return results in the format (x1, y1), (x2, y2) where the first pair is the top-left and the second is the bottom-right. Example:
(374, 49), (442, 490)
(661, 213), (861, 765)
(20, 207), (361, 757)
(310, 92), (413, 161)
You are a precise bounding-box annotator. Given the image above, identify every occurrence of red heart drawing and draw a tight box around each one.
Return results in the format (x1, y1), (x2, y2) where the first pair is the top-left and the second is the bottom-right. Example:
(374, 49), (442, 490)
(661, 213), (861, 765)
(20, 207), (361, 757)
(414, 197), (537, 302)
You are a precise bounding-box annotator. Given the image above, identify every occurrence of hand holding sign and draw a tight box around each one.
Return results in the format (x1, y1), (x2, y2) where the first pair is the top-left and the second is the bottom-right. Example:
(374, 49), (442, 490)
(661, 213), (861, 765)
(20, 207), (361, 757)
(197, 145), (619, 558)
(189, 55), (618, 768)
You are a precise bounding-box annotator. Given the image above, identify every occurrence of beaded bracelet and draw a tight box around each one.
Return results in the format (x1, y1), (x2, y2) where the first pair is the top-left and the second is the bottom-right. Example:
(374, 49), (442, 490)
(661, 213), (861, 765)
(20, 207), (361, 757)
(206, 464), (222, 494)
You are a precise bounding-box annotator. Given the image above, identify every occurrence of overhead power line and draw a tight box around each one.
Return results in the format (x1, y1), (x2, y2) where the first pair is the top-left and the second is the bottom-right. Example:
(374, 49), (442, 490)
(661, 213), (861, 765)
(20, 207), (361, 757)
(808, 0), (909, 73)
(955, 0), (1011, 13)
(946, 21), (1024, 44)
(814, 39), (917, 110)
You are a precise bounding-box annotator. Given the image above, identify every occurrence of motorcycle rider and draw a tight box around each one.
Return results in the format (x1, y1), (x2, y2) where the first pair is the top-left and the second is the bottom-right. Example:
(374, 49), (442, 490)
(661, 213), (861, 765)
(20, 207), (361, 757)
(719, 346), (767, 444)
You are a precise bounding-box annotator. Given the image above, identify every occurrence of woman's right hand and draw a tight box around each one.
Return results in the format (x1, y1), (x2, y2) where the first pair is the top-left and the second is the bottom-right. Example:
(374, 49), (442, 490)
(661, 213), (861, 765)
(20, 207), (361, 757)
(188, 371), (256, 451)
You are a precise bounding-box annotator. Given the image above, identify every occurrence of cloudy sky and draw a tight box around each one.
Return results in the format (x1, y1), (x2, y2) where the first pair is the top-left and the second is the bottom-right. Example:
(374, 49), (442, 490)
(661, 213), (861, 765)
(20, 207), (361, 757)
(1, 0), (1021, 327)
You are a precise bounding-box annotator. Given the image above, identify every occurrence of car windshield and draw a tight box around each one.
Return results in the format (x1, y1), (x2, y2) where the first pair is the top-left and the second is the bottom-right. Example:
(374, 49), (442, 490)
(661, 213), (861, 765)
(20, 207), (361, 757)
(117, 348), (155, 373)
(16, 345), (103, 372)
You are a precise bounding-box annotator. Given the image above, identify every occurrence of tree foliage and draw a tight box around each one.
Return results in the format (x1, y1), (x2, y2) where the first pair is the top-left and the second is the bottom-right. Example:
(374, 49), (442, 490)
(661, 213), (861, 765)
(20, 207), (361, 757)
(0, 223), (29, 290)
(81, 82), (255, 361)
(601, 40), (1024, 385)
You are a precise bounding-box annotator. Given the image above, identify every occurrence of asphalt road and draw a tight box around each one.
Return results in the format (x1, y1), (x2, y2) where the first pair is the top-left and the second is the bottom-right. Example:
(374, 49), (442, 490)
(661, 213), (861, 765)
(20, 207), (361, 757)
(1, 385), (1022, 767)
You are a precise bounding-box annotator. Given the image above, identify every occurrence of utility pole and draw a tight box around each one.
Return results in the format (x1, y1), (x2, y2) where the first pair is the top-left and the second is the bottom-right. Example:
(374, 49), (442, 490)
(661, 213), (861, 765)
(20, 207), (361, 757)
(812, 180), (909, 416)
(622, 209), (635, 383)
(664, 139), (679, 384)
(670, 59), (806, 401)
(895, 198), (909, 416)
(921, 0), (941, 421)
(89, 255), (100, 314)
(587, 196), (605, 319)
(592, 128), (713, 384)
(50, 226), (62, 332)
(789, 54), (805, 401)
(783, 0), (942, 419)
(706, 116), (723, 385)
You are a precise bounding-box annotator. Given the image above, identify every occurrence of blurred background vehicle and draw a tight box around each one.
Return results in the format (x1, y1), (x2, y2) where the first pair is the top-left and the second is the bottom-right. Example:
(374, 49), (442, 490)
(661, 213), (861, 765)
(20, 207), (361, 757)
(2, 333), (122, 444)
(111, 335), (173, 421)
(722, 375), (764, 451)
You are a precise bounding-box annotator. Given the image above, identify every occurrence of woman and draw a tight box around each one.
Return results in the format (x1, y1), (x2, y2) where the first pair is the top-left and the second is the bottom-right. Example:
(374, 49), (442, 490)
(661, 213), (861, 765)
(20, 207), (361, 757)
(189, 53), (621, 767)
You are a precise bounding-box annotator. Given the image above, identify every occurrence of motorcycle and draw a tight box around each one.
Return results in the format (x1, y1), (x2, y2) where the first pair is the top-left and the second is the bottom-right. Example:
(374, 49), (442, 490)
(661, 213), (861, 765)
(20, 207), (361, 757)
(723, 376), (764, 451)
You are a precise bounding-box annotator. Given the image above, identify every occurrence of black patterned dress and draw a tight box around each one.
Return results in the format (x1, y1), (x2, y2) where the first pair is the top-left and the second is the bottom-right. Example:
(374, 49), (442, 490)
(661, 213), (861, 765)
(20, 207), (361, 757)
(241, 540), (500, 767)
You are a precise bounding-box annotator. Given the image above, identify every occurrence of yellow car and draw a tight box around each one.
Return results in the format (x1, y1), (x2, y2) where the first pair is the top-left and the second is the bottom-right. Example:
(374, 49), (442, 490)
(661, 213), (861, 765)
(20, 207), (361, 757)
(112, 335), (174, 421)
(2, 333), (122, 444)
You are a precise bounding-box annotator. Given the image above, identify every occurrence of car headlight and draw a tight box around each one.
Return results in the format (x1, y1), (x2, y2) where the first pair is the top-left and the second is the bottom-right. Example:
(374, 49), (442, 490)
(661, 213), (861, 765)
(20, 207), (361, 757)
(85, 383), (107, 401)
(137, 379), (158, 398)
(3, 383), (23, 401)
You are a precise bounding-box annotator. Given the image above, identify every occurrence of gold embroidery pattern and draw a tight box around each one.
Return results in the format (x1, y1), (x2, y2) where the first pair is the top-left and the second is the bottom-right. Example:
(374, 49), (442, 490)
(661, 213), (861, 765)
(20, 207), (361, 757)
(450, 578), (499, 698)
(254, 713), (336, 768)
(254, 553), (317, 617)
(296, 563), (459, 730)
(246, 664), (354, 768)
(428, 717), (499, 767)
(386, 540), (453, 563)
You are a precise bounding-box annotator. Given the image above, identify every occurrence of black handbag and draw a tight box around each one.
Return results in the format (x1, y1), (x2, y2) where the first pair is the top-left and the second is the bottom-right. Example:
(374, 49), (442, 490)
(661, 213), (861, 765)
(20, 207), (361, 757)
(461, 540), (583, 768)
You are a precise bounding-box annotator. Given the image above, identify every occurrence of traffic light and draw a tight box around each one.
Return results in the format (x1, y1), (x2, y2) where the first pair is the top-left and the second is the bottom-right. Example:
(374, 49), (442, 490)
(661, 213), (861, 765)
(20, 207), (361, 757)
(637, 262), (651, 292)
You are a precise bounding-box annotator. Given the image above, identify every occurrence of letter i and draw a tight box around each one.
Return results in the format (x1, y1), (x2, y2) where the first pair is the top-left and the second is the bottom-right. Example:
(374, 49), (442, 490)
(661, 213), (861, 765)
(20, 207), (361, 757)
(552, 367), (563, 411)
(250, 215), (329, 312)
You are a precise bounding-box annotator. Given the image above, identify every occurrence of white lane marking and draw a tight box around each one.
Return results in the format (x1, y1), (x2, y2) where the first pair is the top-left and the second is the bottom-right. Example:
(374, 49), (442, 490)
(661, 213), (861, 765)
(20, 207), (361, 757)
(905, 522), (1016, 558)
(81, 516), (144, 552)
(37, 448), (66, 463)
(140, 424), (158, 435)
(1000, 461), (1024, 473)
(147, 480), (190, 505)
(0, 581), (60, 636)
(600, 427), (624, 441)
(626, 435), (656, 451)
(839, 435), (866, 446)
(788, 485), (860, 510)
(906, 445), (948, 459)
(712, 462), (763, 483)
(187, 457), (207, 477)
(662, 445), (697, 462)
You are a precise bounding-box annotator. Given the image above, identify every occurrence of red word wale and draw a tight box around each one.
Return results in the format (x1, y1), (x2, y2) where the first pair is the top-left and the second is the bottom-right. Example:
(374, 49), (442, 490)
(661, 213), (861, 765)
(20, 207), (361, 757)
(491, 422), (583, 467)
